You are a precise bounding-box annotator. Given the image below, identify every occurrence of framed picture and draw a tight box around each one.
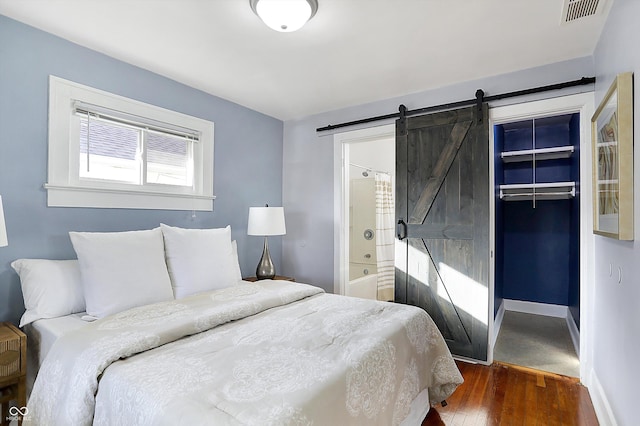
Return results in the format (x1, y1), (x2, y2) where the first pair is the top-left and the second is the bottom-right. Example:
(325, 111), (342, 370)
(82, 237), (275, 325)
(591, 72), (634, 240)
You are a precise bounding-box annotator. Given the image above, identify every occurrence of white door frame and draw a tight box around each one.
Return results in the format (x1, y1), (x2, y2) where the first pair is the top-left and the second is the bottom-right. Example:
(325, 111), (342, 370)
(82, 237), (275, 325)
(333, 124), (395, 296)
(488, 92), (595, 382)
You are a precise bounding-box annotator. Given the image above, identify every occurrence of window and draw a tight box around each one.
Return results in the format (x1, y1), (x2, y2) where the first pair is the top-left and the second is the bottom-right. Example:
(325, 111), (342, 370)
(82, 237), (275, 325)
(46, 76), (214, 210)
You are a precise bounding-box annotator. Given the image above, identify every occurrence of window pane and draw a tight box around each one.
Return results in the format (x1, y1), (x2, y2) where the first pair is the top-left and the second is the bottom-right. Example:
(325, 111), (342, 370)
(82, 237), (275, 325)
(79, 116), (141, 184)
(146, 131), (192, 186)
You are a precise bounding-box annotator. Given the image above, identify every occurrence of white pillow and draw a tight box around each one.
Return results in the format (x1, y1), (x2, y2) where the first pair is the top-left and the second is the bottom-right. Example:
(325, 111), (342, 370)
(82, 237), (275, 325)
(69, 228), (174, 318)
(11, 259), (85, 327)
(231, 240), (242, 282)
(160, 224), (241, 298)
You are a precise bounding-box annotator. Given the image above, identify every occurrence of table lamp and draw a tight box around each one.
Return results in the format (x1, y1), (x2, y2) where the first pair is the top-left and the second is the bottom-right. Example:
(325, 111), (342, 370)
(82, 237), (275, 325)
(248, 205), (286, 280)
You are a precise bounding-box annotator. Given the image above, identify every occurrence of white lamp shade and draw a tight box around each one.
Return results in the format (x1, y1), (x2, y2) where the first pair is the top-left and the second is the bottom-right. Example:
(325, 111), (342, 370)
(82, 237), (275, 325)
(248, 206), (286, 236)
(0, 196), (7, 247)
(254, 0), (315, 32)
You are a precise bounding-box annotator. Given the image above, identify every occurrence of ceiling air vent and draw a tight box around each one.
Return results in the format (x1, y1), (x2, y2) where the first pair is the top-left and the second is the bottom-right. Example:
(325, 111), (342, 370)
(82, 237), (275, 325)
(561, 0), (603, 23)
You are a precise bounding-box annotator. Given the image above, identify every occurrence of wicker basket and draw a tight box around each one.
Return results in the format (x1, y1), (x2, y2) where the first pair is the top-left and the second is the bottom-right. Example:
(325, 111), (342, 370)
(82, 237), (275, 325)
(0, 323), (25, 381)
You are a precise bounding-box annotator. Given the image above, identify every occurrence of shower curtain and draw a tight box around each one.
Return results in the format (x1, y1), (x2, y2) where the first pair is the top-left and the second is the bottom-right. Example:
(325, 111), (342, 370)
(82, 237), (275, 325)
(375, 173), (395, 301)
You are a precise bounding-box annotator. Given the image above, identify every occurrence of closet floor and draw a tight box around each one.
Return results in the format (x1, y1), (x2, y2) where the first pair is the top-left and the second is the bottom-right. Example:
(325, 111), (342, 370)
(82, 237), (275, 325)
(494, 311), (579, 378)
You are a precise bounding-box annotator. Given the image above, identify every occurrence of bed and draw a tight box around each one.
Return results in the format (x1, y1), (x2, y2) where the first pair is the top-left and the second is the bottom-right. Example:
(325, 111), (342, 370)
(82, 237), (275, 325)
(12, 225), (463, 425)
(22, 312), (87, 394)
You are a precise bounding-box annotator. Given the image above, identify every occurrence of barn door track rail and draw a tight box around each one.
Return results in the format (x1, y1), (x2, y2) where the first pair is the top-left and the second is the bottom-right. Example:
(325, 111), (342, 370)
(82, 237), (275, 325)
(316, 77), (595, 133)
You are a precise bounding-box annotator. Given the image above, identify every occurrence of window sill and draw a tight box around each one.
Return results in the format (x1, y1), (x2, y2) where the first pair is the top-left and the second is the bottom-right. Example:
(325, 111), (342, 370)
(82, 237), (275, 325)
(44, 183), (215, 211)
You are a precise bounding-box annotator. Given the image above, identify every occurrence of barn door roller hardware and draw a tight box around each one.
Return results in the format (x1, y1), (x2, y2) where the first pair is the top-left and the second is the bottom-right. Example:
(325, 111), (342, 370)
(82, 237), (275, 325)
(316, 77), (595, 133)
(397, 104), (408, 136)
(476, 89), (484, 123)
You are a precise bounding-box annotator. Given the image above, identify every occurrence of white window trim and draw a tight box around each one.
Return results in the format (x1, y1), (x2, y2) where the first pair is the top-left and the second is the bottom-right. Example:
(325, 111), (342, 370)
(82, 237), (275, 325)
(45, 76), (215, 210)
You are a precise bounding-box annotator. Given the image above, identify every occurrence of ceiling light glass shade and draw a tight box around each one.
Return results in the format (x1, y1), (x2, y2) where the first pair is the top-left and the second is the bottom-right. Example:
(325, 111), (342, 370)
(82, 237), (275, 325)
(250, 0), (318, 32)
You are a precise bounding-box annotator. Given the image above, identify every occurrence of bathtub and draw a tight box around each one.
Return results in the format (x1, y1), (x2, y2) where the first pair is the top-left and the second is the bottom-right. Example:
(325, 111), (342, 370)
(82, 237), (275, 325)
(346, 273), (378, 300)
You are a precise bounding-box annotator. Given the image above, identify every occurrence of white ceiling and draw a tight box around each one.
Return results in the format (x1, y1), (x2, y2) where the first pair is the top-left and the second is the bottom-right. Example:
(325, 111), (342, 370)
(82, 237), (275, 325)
(0, 0), (610, 121)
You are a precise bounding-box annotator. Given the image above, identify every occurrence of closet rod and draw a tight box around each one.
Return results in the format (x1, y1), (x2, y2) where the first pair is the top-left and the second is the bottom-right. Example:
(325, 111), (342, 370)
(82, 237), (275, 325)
(316, 76), (595, 133)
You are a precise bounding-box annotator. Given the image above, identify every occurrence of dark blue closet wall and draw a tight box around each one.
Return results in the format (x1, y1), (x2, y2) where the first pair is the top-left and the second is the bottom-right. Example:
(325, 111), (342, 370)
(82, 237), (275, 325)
(495, 114), (580, 310)
(502, 200), (572, 304)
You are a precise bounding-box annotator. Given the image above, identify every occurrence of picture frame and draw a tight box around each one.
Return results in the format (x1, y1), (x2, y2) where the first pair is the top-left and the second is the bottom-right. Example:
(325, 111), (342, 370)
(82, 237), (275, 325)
(591, 72), (634, 240)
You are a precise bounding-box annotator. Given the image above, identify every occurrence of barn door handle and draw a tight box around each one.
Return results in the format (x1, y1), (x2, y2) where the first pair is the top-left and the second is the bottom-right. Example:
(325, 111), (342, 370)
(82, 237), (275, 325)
(397, 218), (407, 240)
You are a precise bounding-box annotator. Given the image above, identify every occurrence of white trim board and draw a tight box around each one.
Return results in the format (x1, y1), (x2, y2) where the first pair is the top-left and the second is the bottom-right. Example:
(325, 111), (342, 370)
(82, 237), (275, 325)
(492, 300), (506, 351)
(503, 299), (568, 318)
(588, 370), (618, 426)
(566, 309), (580, 358)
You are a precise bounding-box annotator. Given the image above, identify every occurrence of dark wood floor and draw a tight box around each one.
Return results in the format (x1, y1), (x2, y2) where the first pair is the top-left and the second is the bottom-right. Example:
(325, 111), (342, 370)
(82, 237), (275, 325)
(422, 361), (599, 426)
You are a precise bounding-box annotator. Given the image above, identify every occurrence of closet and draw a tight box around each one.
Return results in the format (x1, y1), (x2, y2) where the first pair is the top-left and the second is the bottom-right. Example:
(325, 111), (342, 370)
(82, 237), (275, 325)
(494, 113), (581, 328)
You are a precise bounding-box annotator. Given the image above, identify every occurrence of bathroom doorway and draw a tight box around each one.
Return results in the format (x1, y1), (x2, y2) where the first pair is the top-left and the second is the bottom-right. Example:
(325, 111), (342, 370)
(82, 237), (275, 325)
(333, 124), (395, 300)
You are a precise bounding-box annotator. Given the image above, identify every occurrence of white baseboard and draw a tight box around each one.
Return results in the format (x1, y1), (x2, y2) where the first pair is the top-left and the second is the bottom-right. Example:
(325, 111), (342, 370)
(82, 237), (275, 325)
(503, 299), (568, 318)
(587, 370), (618, 426)
(492, 300), (505, 349)
(566, 309), (580, 358)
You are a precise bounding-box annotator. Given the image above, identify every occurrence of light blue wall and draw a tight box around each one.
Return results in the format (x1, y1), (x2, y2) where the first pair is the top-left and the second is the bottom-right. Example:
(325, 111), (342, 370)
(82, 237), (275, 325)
(282, 56), (595, 292)
(0, 15), (284, 325)
(590, 0), (640, 424)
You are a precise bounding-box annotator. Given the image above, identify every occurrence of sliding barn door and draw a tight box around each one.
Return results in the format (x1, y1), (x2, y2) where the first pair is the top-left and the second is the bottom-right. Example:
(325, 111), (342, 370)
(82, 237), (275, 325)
(395, 105), (489, 361)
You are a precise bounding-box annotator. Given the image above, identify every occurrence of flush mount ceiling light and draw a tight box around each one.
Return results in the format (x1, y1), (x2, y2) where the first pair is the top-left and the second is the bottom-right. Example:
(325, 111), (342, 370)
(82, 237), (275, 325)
(250, 0), (318, 32)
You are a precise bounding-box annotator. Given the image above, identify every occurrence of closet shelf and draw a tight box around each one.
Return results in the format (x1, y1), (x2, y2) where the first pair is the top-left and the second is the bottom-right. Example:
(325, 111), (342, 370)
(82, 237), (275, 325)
(499, 182), (575, 201)
(501, 146), (574, 163)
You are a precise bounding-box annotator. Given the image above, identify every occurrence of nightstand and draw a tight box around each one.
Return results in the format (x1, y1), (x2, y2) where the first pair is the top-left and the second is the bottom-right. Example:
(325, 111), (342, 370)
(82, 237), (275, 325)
(244, 275), (295, 282)
(0, 322), (26, 426)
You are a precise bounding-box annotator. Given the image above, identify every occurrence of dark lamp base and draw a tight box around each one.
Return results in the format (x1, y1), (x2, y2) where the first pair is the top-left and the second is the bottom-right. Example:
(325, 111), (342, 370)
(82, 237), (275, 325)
(256, 236), (275, 280)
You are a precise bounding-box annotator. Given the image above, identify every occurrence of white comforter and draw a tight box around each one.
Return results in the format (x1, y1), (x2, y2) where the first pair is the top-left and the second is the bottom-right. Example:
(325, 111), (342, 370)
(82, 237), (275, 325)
(28, 280), (462, 425)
